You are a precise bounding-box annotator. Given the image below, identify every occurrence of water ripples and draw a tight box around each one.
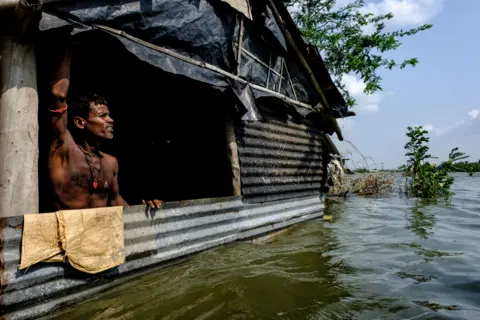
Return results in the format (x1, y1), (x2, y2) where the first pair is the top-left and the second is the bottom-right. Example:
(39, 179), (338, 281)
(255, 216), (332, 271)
(46, 174), (480, 320)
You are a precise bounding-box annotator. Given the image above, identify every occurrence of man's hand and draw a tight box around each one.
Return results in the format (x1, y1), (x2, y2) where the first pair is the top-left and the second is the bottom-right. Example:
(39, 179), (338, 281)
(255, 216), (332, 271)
(142, 199), (162, 209)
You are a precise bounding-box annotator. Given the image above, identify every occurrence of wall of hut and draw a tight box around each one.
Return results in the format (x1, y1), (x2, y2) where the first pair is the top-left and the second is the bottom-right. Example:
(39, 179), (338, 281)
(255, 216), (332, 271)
(235, 104), (324, 203)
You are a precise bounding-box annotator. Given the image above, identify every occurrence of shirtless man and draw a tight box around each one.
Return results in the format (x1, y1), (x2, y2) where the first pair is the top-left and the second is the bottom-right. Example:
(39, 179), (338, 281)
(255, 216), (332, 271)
(48, 44), (161, 210)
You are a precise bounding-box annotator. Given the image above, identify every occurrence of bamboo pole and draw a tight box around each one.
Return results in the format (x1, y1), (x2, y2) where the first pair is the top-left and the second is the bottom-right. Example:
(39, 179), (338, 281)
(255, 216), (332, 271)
(0, 0), (41, 217)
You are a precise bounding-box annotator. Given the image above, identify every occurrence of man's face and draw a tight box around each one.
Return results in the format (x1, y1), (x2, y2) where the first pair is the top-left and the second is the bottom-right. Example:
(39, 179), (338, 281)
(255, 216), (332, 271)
(84, 103), (114, 140)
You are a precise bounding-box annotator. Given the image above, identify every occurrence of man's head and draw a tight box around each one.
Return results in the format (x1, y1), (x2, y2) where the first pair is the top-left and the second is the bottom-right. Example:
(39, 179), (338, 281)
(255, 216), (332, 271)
(70, 94), (114, 140)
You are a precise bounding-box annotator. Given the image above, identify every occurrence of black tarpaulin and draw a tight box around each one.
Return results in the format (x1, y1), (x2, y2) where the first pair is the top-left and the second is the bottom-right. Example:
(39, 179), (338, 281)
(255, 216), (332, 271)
(37, 0), (343, 120)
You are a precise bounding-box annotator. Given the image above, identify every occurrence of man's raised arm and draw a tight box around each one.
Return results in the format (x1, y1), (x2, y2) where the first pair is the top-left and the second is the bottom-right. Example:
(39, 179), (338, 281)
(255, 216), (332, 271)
(49, 47), (72, 149)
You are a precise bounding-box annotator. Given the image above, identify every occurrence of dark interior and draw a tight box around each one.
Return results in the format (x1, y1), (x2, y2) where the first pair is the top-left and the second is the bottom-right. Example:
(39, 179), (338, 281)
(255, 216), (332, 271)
(37, 32), (234, 211)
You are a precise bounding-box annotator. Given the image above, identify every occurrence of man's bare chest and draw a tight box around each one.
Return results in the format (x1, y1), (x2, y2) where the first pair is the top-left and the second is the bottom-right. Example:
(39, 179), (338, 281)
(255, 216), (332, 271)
(69, 152), (112, 191)
(51, 147), (114, 193)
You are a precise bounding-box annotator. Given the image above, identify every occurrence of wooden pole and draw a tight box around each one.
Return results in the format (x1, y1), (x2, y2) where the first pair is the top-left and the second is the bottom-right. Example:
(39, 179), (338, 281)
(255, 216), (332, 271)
(225, 111), (242, 197)
(0, 1), (40, 217)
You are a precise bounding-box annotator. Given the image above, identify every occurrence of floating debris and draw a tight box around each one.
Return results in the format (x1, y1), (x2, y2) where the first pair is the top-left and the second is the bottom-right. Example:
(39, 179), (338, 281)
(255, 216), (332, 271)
(413, 300), (458, 312)
(323, 215), (333, 222)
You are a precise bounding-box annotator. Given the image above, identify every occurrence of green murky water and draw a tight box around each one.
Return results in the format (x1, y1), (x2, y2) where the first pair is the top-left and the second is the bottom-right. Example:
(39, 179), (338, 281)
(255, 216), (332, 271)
(48, 174), (480, 319)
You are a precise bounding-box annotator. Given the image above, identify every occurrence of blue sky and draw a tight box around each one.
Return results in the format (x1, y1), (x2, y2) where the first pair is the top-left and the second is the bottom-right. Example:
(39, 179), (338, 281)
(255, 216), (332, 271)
(332, 0), (480, 169)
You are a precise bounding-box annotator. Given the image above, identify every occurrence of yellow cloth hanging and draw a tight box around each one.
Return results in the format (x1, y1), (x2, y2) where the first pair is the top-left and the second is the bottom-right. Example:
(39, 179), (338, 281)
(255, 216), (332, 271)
(19, 206), (125, 274)
(19, 212), (62, 269)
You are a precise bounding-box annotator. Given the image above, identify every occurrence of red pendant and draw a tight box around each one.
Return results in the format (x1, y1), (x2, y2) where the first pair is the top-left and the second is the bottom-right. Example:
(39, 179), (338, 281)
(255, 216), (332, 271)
(93, 181), (98, 189)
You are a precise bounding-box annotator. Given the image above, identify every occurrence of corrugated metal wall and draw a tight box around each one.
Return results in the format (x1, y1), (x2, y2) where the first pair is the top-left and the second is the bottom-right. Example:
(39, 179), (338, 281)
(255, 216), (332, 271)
(0, 195), (324, 320)
(236, 106), (324, 203)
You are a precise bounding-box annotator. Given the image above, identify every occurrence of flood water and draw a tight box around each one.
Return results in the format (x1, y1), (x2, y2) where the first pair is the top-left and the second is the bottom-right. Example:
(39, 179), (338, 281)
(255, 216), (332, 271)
(48, 174), (480, 320)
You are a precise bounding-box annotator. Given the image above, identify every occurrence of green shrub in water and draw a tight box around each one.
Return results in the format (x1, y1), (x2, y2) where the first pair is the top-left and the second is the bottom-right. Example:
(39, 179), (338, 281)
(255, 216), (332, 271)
(400, 126), (468, 199)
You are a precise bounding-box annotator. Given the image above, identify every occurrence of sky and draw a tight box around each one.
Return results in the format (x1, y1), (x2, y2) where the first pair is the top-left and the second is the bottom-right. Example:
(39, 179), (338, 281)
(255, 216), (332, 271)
(331, 0), (480, 169)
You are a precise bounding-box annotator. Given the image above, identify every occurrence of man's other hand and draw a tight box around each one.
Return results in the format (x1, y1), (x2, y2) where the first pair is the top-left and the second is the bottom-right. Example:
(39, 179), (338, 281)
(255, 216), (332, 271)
(142, 199), (162, 209)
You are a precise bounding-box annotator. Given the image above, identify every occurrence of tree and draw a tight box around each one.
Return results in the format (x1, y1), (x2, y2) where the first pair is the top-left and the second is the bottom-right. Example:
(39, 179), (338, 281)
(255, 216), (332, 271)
(285, 0), (432, 106)
(401, 126), (468, 199)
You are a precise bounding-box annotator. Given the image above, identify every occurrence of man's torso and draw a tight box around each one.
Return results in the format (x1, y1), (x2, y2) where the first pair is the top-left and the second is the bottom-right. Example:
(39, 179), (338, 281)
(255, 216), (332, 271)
(48, 130), (117, 210)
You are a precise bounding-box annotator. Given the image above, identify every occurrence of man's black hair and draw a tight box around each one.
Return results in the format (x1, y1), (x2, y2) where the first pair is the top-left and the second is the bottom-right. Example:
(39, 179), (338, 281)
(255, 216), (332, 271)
(69, 94), (108, 122)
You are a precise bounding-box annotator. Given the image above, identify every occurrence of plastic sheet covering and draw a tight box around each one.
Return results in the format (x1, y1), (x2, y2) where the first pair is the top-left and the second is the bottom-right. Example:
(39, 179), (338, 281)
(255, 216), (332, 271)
(37, 0), (332, 120)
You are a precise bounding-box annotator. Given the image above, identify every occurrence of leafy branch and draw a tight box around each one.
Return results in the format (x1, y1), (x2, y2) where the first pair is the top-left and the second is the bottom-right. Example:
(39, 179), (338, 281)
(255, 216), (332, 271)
(285, 0), (432, 106)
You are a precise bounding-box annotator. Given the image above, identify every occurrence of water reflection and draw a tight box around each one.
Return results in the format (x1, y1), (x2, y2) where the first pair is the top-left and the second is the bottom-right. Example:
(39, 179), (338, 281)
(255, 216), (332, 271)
(406, 200), (436, 239)
(405, 200), (463, 263)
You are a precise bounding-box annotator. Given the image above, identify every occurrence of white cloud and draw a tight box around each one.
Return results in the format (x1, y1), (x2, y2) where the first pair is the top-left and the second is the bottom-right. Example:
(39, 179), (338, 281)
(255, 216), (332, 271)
(342, 74), (391, 114)
(362, 0), (444, 26)
(468, 109), (480, 120)
(423, 109), (480, 137)
(433, 121), (465, 136)
(428, 110), (480, 162)
(423, 124), (434, 132)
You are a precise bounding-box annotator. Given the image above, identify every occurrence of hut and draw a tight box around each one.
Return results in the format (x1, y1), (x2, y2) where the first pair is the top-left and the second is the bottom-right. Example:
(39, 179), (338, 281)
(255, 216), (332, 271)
(0, 0), (354, 318)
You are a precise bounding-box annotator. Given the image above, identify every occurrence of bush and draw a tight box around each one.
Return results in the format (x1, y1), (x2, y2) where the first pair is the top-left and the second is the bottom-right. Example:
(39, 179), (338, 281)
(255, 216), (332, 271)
(400, 126), (467, 199)
(327, 171), (394, 196)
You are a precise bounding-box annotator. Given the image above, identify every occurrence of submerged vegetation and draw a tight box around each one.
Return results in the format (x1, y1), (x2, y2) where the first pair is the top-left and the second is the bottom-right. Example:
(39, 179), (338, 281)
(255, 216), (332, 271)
(327, 170), (394, 197)
(326, 139), (394, 197)
(401, 126), (468, 199)
(327, 126), (472, 199)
